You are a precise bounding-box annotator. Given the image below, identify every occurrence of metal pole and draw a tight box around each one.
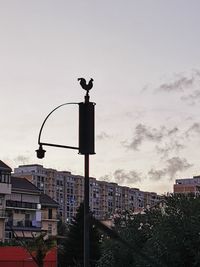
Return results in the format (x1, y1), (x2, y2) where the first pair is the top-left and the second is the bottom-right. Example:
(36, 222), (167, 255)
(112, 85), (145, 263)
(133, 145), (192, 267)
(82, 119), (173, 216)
(84, 154), (90, 267)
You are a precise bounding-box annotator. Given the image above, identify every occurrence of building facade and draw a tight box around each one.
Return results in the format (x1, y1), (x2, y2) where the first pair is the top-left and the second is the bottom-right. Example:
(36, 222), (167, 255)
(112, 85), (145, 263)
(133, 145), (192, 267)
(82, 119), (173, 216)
(0, 160), (59, 243)
(174, 176), (200, 195)
(0, 161), (12, 242)
(14, 164), (161, 222)
(5, 176), (42, 240)
(40, 193), (58, 237)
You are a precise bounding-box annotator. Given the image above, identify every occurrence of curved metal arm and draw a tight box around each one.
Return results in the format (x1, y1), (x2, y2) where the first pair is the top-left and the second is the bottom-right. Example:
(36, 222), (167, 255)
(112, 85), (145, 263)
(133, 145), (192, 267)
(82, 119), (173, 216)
(38, 102), (79, 145)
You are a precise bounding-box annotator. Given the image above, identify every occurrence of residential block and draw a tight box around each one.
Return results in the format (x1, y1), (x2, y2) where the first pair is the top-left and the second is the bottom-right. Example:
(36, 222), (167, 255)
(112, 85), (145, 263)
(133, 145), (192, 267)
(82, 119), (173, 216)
(14, 164), (161, 222)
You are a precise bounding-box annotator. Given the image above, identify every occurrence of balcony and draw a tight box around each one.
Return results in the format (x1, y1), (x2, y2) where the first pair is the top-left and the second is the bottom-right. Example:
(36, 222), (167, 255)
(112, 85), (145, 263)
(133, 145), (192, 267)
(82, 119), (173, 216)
(5, 219), (41, 230)
(6, 200), (37, 210)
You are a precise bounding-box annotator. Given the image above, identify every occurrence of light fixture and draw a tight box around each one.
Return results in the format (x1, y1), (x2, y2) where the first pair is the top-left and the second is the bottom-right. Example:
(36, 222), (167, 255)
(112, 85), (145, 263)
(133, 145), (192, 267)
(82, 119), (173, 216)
(36, 145), (46, 159)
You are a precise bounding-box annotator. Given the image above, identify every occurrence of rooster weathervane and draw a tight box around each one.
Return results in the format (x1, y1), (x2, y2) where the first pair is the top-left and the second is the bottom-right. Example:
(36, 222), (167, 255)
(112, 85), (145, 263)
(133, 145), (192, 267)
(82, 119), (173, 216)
(78, 78), (94, 97)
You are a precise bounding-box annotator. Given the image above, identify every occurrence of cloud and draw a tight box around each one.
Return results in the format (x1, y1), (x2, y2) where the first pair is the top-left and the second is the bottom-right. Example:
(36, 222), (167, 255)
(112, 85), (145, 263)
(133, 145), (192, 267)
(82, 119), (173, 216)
(181, 90), (200, 105)
(185, 123), (200, 137)
(154, 71), (200, 105)
(124, 109), (145, 120)
(157, 75), (195, 92)
(167, 127), (179, 135)
(96, 131), (111, 140)
(148, 157), (193, 181)
(156, 140), (185, 159)
(166, 157), (192, 178)
(14, 155), (30, 165)
(148, 169), (166, 181)
(113, 169), (142, 185)
(125, 124), (164, 150)
(100, 169), (142, 186)
(124, 124), (179, 151)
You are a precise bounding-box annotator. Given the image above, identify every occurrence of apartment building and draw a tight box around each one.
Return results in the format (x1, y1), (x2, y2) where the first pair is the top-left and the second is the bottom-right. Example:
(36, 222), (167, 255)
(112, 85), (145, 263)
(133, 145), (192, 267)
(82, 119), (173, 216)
(14, 164), (161, 222)
(143, 191), (161, 209)
(72, 175), (102, 219)
(89, 177), (101, 219)
(57, 171), (76, 223)
(174, 176), (200, 195)
(123, 188), (142, 212)
(97, 181), (117, 219)
(73, 175), (84, 210)
(14, 164), (48, 194)
(0, 161), (12, 242)
(14, 165), (76, 223)
(130, 188), (142, 210)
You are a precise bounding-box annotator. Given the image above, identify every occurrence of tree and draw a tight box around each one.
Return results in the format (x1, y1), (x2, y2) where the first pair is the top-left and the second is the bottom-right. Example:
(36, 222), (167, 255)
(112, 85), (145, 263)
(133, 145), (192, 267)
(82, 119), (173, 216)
(59, 203), (101, 267)
(97, 194), (200, 267)
(12, 231), (56, 267)
(57, 217), (69, 237)
(28, 232), (56, 267)
(142, 194), (200, 267)
(96, 210), (154, 267)
(57, 217), (69, 266)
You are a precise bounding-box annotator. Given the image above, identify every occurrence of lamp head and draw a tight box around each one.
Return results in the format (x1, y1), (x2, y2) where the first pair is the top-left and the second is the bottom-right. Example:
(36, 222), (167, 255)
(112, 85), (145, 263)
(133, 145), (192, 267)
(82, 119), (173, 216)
(36, 145), (46, 159)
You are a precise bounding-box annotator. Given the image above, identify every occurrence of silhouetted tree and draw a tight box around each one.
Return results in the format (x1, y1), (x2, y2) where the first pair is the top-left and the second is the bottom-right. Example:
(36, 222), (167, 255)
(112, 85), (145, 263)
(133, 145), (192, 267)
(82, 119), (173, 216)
(57, 217), (68, 237)
(59, 203), (101, 267)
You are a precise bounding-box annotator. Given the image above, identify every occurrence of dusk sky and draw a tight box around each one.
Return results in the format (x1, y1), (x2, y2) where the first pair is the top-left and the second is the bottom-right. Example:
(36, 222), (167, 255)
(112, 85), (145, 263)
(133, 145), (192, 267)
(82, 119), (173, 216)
(1, 1), (200, 193)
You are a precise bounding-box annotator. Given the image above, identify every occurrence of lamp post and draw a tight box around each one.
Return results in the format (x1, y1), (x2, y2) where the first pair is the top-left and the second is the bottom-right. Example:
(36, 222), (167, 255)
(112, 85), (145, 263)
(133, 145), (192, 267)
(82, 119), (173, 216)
(36, 78), (95, 267)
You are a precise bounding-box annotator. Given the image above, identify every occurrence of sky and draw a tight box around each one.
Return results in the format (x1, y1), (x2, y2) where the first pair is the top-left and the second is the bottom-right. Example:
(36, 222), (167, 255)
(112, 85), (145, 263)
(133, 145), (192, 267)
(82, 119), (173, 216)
(1, 0), (200, 194)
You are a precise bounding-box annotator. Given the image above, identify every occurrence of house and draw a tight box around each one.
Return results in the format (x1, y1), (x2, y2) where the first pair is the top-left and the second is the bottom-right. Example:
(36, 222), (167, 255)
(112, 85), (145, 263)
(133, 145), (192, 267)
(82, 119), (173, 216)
(40, 193), (59, 237)
(0, 160), (11, 242)
(5, 177), (42, 240)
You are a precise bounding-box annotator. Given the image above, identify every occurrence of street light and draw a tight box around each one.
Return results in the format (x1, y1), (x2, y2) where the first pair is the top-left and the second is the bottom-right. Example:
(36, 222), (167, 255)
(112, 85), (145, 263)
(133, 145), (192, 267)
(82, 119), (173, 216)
(36, 78), (95, 267)
(36, 144), (46, 159)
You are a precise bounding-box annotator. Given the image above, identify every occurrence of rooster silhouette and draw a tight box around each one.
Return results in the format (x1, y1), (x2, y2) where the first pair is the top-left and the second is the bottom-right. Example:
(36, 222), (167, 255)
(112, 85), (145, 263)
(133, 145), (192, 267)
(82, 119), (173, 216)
(78, 78), (93, 94)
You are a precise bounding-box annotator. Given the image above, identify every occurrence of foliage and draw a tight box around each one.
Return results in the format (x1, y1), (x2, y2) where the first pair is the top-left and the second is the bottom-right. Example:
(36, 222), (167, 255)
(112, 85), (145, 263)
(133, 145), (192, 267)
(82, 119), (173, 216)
(57, 217), (69, 266)
(97, 194), (200, 267)
(143, 194), (200, 267)
(24, 232), (56, 267)
(6, 228), (56, 267)
(59, 203), (101, 267)
(97, 210), (154, 267)
(57, 217), (69, 237)
(0, 240), (19, 246)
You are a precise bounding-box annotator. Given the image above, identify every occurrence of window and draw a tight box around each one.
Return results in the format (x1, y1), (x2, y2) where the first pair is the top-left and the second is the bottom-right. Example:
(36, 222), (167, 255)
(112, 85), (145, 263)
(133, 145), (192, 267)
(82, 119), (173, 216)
(48, 223), (52, 234)
(48, 209), (52, 219)
(0, 172), (10, 183)
(5, 231), (13, 239)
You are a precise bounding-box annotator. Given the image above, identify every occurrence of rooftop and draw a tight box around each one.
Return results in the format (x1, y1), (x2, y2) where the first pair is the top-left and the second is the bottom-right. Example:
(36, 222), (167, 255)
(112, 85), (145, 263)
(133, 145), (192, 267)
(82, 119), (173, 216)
(0, 160), (12, 172)
(40, 193), (59, 207)
(11, 176), (41, 193)
(18, 164), (43, 168)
